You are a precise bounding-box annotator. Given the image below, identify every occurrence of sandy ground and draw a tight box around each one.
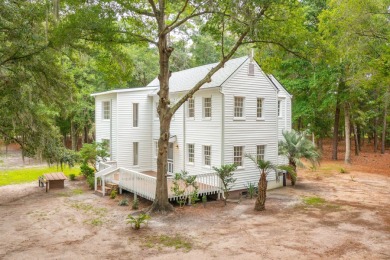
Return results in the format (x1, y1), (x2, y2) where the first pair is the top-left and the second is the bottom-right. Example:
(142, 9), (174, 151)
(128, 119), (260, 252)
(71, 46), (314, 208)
(0, 160), (389, 260)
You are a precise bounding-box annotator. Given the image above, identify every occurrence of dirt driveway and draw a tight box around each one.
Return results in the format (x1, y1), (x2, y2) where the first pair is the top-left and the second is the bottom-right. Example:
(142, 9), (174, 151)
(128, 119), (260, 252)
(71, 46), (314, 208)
(0, 162), (389, 259)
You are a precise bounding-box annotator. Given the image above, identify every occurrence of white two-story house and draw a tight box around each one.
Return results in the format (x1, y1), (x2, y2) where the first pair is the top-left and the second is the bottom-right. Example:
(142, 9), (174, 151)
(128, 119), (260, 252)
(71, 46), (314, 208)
(92, 56), (292, 200)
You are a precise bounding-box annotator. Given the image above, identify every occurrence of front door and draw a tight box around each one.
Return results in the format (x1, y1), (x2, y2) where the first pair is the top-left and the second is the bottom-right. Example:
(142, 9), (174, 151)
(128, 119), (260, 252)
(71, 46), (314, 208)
(168, 142), (174, 174)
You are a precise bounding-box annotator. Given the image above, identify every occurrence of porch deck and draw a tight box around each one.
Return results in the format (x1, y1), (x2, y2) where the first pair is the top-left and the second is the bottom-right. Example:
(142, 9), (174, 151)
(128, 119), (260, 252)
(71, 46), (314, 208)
(95, 163), (222, 202)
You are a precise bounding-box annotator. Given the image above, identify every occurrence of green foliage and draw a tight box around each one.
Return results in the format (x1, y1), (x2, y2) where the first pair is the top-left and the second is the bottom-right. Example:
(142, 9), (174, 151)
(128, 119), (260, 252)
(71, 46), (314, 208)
(127, 213), (151, 230)
(144, 234), (192, 251)
(110, 189), (117, 199)
(279, 130), (320, 184)
(118, 199), (129, 206)
(86, 175), (95, 190)
(213, 164), (237, 205)
(278, 165), (297, 184)
(202, 195), (207, 206)
(171, 171), (199, 207)
(245, 182), (257, 199)
(132, 198), (139, 210)
(69, 174), (76, 181)
(80, 163), (94, 178)
(79, 142), (110, 170)
(339, 168), (348, 174)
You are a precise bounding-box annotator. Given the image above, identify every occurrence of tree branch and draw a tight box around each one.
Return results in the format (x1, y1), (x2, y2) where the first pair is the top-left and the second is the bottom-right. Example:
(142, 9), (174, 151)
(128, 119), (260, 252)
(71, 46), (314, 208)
(128, 5), (155, 17)
(167, 0), (189, 27)
(171, 28), (250, 114)
(148, 0), (159, 16)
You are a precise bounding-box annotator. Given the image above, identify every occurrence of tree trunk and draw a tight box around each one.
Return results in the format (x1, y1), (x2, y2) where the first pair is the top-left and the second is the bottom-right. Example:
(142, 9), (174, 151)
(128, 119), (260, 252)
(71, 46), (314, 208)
(70, 121), (77, 151)
(381, 92), (388, 154)
(374, 117), (378, 152)
(288, 159), (297, 186)
(150, 13), (174, 212)
(353, 121), (359, 156)
(254, 171), (267, 211)
(344, 103), (351, 164)
(332, 100), (341, 160)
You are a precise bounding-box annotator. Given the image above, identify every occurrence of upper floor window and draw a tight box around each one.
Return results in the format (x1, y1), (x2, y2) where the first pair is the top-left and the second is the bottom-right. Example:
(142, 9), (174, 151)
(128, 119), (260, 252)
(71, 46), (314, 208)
(188, 98), (195, 118)
(203, 145), (211, 166)
(203, 97), (212, 118)
(188, 143), (195, 163)
(257, 145), (265, 161)
(102, 101), (110, 120)
(248, 62), (255, 76)
(133, 103), (139, 127)
(257, 98), (264, 118)
(278, 100), (282, 117)
(234, 97), (244, 118)
(234, 146), (244, 167)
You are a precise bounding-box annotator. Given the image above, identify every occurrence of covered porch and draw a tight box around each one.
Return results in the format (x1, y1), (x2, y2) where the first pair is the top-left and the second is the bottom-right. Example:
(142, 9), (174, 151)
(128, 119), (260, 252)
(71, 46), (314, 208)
(95, 162), (223, 202)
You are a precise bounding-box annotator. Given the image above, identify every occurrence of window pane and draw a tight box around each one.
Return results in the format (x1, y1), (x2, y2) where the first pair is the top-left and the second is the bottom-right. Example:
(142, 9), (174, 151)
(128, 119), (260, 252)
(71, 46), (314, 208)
(257, 145), (265, 161)
(257, 98), (263, 118)
(234, 97), (244, 117)
(188, 98), (195, 118)
(103, 101), (110, 120)
(133, 103), (139, 127)
(204, 98), (212, 118)
(204, 145), (211, 166)
(188, 144), (194, 163)
(233, 146), (243, 166)
(133, 142), (138, 165)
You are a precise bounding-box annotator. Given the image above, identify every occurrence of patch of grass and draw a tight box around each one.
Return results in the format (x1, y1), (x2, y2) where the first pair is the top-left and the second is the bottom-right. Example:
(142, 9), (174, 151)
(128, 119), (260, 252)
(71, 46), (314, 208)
(144, 234), (192, 251)
(339, 168), (348, 174)
(303, 196), (326, 206)
(70, 202), (107, 217)
(89, 218), (103, 226)
(72, 189), (84, 195)
(0, 165), (80, 186)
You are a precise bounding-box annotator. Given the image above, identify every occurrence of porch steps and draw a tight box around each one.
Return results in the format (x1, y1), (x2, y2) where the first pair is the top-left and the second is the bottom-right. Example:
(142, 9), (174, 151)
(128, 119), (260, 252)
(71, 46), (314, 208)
(95, 182), (119, 196)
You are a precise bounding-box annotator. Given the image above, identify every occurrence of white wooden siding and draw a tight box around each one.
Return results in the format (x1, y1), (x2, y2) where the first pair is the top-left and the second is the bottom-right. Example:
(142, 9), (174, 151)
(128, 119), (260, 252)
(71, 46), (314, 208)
(222, 60), (280, 190)
(277, 88), (292, 165)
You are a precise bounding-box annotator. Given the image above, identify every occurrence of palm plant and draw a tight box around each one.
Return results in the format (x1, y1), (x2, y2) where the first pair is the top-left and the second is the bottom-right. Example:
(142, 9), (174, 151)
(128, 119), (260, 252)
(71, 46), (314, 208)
(213, 164), (237, 206)
(279, 130), (321, 185)
(246, 155), (276, 211)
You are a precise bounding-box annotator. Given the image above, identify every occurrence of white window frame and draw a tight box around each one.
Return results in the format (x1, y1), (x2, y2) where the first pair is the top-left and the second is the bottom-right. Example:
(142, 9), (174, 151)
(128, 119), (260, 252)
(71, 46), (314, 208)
(133, 142), (139, 166)
(278, 100), (282, 117)
(234, 97), (245, 119)
(257, 98), (264, 119)
(188, 98), (195, 118)
(203, 97), (212, 119)
(133, 103), (139, 127)
(233, 146), (244, 168)
(203, 145), (211, 167)
(257, 145), (265, 162)
(248, 62), (255, 76)
(102, 101), (110, 120)
(187, 143), (195, 164)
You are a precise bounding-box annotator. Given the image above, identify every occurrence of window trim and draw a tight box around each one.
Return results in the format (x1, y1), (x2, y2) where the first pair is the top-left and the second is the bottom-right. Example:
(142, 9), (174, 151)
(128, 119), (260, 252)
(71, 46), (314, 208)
(256, 145), (266, 162)
(102, 101), (111, 120)
(187, 143), (195, 165)
(133, 103), (139, 127)
(233, 96), (245, 120)
(203, 145), (211, 168)
(187, 98), (195, 119)
(257, 97), (265, 120)
(203, 97), (212, 120)
(233, 146), (244, 169)
(133, 142), (139, 166)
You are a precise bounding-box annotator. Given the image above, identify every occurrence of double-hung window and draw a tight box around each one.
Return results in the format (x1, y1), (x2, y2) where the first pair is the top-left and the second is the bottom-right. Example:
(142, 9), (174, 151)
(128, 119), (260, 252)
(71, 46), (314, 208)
(133, 103), (139, 127)
(188, 144), (195, 163)
(203, 145), (211, 166)
(257, 145), (265, 161)
(257, 98), (264, 119)
(233, 146), (244, 167)
(188, 98), (195, 118)
(102, 101), (110, 120)
(234, 97), (244, 118)
(203, 98), (212, 118)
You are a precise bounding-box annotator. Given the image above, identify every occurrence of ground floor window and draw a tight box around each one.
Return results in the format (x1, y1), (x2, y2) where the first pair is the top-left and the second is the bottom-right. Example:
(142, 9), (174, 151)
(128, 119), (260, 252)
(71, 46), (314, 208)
(233, 146), (244, 167)
(257, 145), (265, 161)
(188, 144), (195, 163)
(203, 145), (211, 166)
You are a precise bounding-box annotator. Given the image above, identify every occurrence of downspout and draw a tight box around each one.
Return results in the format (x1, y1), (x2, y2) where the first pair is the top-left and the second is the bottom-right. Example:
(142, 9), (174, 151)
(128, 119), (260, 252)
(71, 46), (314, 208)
(183, 101), (186, 172)
(110, 98), (113, 161)
(116, 93), (118, 162)
(220, 88), (225, 165)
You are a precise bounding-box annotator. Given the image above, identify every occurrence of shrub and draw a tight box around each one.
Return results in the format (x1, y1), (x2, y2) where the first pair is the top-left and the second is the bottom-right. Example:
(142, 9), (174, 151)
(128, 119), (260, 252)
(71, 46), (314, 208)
(245, 182), (257, 199)
(127, 213), (150, 230)
(213, 164), (237, 206)
(110, 189), (117, 199)
(86, 175), (95, 189)
(69, 173), (76, 181)
(202, 195), (207, 207)
(340, 168), (348, 174)
(80, 163), (94, 178)
(118, 199), (129, 206)
(132, 198), (139, 210)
